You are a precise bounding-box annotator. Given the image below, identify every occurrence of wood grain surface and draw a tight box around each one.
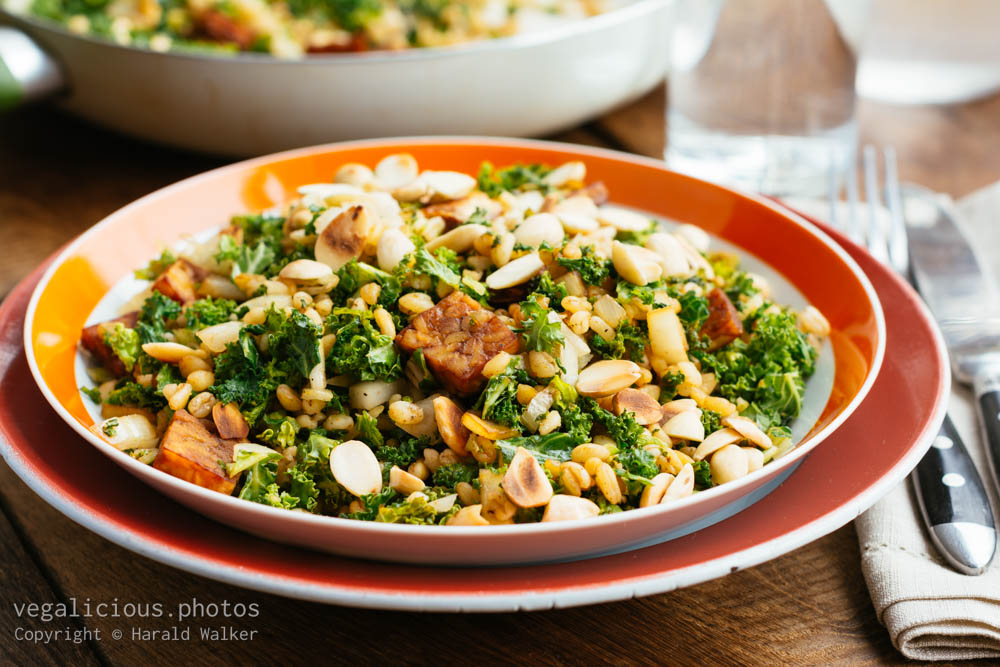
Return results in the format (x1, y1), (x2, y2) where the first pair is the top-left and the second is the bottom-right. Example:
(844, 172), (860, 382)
(2, 85), (998, 665)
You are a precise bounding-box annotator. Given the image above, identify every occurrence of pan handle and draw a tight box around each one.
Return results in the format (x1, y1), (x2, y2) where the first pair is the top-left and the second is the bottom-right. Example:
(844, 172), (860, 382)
(0, 26), (65, 109)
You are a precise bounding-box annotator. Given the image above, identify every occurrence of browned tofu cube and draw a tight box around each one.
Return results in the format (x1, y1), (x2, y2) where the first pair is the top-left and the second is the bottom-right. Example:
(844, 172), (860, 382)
(152, 260), (207, 305)
(396, 291), (520, 396)
(80, 311), (139, 377)
(701, 288), (744, 350)
(153, 410), (239, 494)
(422, 194), (502, 228)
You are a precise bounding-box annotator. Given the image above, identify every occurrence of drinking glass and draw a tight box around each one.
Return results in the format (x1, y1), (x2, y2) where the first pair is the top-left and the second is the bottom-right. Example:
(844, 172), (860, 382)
(665, 0), (862, 197)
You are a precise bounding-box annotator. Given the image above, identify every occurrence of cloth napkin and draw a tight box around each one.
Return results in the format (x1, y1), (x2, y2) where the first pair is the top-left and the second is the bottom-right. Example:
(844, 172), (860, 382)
(786, 187), (1000, 660)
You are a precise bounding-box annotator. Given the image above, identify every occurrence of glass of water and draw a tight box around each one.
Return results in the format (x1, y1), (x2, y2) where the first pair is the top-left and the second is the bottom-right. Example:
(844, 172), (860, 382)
(665, 0), (863, 197)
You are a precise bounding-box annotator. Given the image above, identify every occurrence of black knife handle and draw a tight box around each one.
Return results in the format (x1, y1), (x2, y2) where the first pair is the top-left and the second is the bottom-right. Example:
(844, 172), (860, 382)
(977, 388), (1000, 491)
(913, 413), (994, 528)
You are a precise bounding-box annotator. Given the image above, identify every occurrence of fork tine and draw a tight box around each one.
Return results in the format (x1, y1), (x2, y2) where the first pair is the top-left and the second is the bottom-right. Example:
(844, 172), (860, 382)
(827, 149), (841, 230)
(863, 145), (890, 264)
(845, 148), (863, 246)
(883, 146), (909, 275)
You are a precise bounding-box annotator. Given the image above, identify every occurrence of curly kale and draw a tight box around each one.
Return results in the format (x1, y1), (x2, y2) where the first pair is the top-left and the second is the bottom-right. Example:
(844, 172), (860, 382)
(133, 249), (177, 280)
(183, 297), (238, 331)
(325, 308), (402, 382)
(474, 359), (525, 429)
(103, 323), (141, 372)
(432, 463), (479, 489)
(556, 246), (612, 285)
(476, 162), (552, 198)
(516, 300), (564, 357)
(693, 460), (714, 490)
(590, 321), (648, 361)
(701, 409), (722, 436)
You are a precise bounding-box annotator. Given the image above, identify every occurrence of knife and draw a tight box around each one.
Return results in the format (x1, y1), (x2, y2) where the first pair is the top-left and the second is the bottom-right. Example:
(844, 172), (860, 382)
(904, 184), (998, 575)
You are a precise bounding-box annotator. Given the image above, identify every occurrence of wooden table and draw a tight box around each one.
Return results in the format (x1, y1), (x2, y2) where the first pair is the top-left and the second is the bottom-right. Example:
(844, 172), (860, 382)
(3, 86), (1000, 665)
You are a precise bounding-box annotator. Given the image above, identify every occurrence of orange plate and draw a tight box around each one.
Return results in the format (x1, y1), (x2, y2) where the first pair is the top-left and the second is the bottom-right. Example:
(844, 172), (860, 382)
(22, 138), (886, 567)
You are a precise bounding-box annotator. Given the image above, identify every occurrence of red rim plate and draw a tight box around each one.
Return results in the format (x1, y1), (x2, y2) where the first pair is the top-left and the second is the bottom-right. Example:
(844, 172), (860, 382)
(0, 214), (948, 611)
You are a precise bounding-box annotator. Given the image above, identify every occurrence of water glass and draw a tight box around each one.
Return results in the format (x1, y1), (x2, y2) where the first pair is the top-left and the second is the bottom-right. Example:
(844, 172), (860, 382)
(665, 0), (861, 197)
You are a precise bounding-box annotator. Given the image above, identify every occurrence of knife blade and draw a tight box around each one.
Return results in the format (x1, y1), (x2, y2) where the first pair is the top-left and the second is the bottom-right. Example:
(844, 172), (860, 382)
(903, 184), (999, 574)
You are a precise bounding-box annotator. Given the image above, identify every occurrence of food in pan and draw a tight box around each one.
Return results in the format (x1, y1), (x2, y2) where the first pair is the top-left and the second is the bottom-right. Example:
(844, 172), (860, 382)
(11, 0), (606, 57)
(79, 155), (831, 525)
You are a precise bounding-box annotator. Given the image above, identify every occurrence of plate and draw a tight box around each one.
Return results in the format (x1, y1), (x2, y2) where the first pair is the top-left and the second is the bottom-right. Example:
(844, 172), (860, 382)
(0, 216), (946, 610)
(22, 138), (884, 565)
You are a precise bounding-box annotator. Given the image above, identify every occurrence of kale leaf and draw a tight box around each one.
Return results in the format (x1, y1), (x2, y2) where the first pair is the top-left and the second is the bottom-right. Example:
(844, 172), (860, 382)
(184, 297), (238, 330)
(556, 246), (612, 286)
(476, 162), (552, 198)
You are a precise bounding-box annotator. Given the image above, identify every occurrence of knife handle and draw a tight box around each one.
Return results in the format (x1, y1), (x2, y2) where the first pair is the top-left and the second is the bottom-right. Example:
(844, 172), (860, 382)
(976, 378), (1000, 494)
(912, 413), (996, 575)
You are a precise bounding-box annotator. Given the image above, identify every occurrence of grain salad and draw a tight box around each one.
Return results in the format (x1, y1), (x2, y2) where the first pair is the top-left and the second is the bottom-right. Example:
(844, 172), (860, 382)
(9, 0), (606, 57)
(79, 155), (831, 525)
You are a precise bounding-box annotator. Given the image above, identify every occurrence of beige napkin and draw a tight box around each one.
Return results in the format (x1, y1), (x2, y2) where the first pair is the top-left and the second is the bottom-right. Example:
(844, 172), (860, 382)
(787, 187), (1000, 660)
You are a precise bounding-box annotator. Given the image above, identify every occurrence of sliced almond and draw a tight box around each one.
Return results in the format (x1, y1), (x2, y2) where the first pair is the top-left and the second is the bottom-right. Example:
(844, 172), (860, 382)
(613, 388), (662, 426)
(645, 232), (691, 276)
(195, 321), (245, 354)
(141, 341), (197, 363)
(377, 228), (417, 272)
(315, 205), (372, 271)
(375, 153), (419, 190)
(484, 252), (544, 289)
(461, 412), (520, 441)
(557, 213), (600, 234)
(422, 170), (477, 202)
(662, 462), (695, 501)
(693, 427), (743, 461)
(711, 444), (749, 484)
(723, 415), (773, 449)
(298, 183), (365, 200)
(743, 446), (765, 473)
(659, 398), (698, 423)
(329, 440), (382, 497)
(576, 360), (642, 398)
(514, 213), (565, 249)
(676, 223), (711, 253)
(542, 494), (601, 522)
(429, 493), (458, 513)
(433, 396), (471, 454)
(240, 294), (292, 312)
(647, 307), (688, 364)
(92, 414), (159, 451)
(278, 259), (334, 284)
(334, 162), (374, 187)
(198, 274), (246, 301)
(543, 161), (586, 187)
(426, 223), (488, 253)
(598, 206), (653, 232)
(447, 504), (491, 526)
(639, 472), (675, 507)
(349, 380), (404, 410)
(503, 447), (554, 508)
(612, 241), (663, 286)
(212, 402), (249, 440)
(389, 465), (426, 495)
(660, 408), (705, 442)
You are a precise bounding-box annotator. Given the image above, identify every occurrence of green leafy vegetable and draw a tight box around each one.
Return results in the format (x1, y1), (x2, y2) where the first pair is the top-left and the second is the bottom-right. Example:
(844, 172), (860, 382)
(103, 323), (141, 372)
(589, 320), (648, 361)
(614, 220), (659, 246)
(184, 297), (238, 330)
(80, 386), (102, 403)
(105, 381), (165, 409)
(701, 409), (722, 435)
(331, 260), (402, 307)
(356, 411), (384, 447)
(693, 460), (714, 490)
(475, 359), (524, 429)
(557, 246), (611, 285)
(496, 433), (577, 463)
(136, 292), (182, 344)
(516, 300), (564, 356)
(101, 418), (119, 437)
(134, 249), (177, 280)
(533, 272), (568, 304)
(344, 487), (398, 521)
(476, 162), (552, 198)
(432, 463), (479, 489)
(325, 308), (403, 382)
(411, 247), (461, 288)
(225, 444), (281, 477)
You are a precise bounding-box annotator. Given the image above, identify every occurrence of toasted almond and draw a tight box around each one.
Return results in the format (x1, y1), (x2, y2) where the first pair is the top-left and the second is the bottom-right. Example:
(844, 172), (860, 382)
(514, 213), (565, 249)
(639, 472), (675, 507)
(613, 388), (662, 426)
(240, 294), (293, 311)
(693, 427), (743, 460)
(397, 397), (438, 439)
(334, 162), (375, 187)
(647, 307), (688, 364)
(612, 241), (663, 286)
(711, 444), (749, 484)
(375, 153), (419, 190)
(389, 465), (426, 495)
(723, 415), (773, 449)
(743, 446), (765, 473)
(315, 205), (372, 271)
(194, 321), (245, 355)
(598, 206), (653, 232)
(661, 408), (705, 442)
(503, 447), (554, 508)
(329, 440), (382, 497)
(425, 223), (488, 253)
(461, 412), (520, 440)
(141, 341), (197, 363)
(484, 252), (544, 289)
(676, 223), (711, 253)
(447, 504), (491, 526)
(278, 259), (334, 283)
(542, 494), (601, 522)
(645, 232), (691, 276)
(659, 398), (698, 423)
(661, 462), (695, 501)
(212, 402), (249, 440)
(576, 359), (642, 398)
(433, 396), (471, 454)
(422, 170), (477, 202)
(376, 228), (416, 272)
(543, 161), (586, 187)
(298, 183), (364, 201)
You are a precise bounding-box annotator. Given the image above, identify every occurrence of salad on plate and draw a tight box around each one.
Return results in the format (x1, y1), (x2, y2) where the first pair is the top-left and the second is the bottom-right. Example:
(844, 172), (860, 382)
(79, 155), (830, 526)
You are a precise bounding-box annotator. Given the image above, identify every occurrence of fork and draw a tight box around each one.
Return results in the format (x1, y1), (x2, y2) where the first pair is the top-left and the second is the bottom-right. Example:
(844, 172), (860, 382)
(828, 145), (995, 575)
